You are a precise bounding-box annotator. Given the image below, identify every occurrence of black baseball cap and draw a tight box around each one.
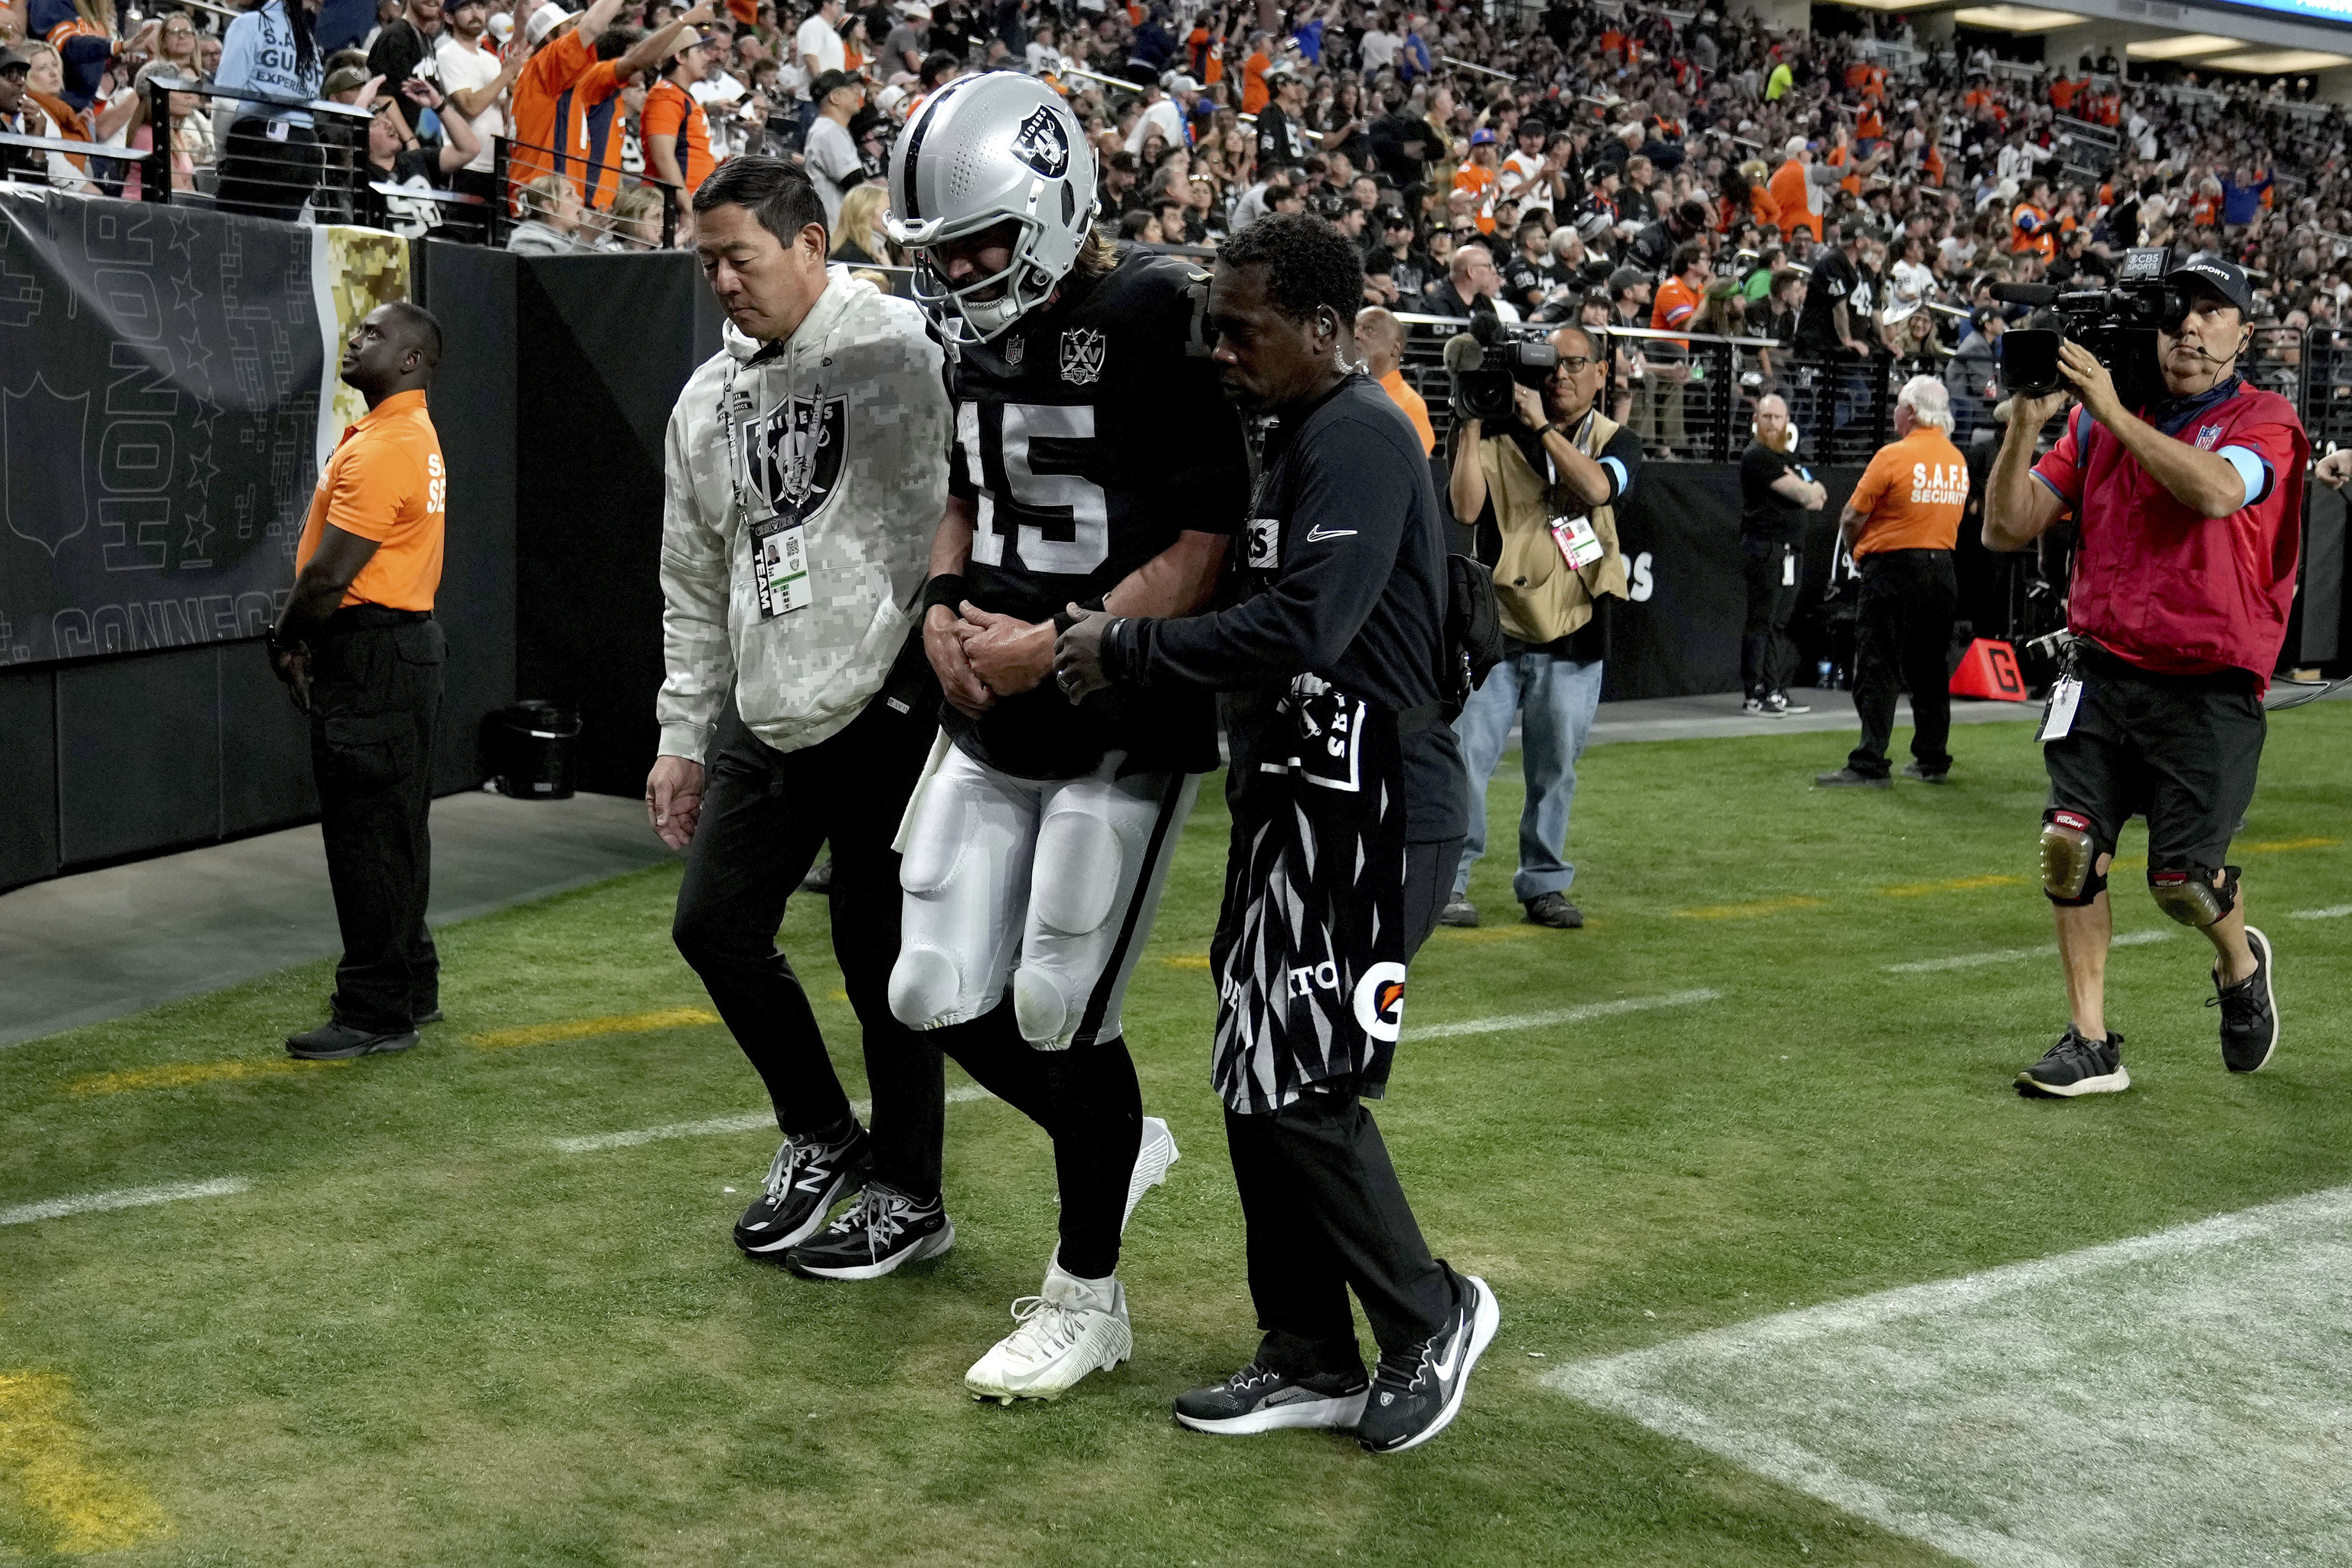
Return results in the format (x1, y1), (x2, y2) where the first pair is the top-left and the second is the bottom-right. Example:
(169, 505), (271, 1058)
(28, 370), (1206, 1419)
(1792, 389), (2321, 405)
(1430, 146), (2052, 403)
(1375, 205), (1410, 228)
(2167, 254), (2253, 318)
(0, 46), (31, 74)
(810, 68), (861, 99)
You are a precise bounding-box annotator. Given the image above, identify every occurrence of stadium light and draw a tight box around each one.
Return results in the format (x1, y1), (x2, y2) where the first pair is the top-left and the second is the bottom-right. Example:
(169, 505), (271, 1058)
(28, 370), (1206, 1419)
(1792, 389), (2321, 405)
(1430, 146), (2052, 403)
(2202, 48), (2352, 72)
(2125, 34), (2246, 60)
(1950, 5), (2083, 30)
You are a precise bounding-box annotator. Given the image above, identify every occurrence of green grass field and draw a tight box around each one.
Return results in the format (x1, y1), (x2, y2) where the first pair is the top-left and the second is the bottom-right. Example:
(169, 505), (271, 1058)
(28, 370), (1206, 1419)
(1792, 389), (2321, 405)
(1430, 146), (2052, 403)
(3, 708), (2347, 1567)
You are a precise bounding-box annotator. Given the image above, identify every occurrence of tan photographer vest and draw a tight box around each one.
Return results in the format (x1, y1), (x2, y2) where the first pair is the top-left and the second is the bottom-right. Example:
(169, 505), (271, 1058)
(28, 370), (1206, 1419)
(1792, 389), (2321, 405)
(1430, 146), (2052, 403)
(1476, 410), (1630, 645)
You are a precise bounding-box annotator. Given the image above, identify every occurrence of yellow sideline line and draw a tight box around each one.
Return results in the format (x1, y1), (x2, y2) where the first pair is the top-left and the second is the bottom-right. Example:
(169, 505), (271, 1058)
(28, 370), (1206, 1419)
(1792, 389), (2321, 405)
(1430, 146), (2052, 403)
(0, 1370), (172, 1554)
(469, 1007), (720, 1050)
(67, 1059), (341, 1097)
(1879, 874), (2025, 897)
(2243, 836), (2340, 852)
(1674, 897), (1828, 920)
(1161, 953), (1214, 969)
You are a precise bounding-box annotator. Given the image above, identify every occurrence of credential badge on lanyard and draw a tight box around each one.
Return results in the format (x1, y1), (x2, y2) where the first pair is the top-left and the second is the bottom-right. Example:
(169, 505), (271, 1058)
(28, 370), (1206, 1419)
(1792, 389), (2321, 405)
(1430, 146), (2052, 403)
(727, 372), (814, 620)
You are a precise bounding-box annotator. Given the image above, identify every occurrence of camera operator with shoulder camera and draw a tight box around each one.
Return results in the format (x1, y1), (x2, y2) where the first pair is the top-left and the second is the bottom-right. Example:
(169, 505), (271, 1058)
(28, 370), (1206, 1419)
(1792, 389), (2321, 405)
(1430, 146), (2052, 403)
(1983, 254), (2305, 1099)
(1441, 318), (1641, 930)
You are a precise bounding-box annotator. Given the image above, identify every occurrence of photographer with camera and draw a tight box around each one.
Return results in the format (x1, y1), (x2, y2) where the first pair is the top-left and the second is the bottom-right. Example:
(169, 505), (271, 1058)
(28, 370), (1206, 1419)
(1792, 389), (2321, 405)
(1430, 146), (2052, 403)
(1983, 254), (2305, 1099)
(1440, 319), (1640, 930)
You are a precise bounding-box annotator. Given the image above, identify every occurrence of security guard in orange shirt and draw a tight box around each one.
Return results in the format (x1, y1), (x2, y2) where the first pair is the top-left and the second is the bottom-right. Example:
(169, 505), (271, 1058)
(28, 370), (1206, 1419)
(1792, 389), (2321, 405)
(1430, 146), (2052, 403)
(270, 302), (452, 1060)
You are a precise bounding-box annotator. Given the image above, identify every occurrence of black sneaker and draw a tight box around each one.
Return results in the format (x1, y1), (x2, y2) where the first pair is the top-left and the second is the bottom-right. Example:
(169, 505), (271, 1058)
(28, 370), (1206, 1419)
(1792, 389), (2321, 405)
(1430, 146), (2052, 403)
(413, 1008), (446, 1025)
(1900, 762), (1949, 784)
(2210, 925), (2278, 1073)
(733, 1129), (871, 1256)
(1815, 767), (1890, 789)
(1762, 691), (1811, 716)
(786, 1182), (954, 1279)
(1357, 1274), (1500, 1454)
(285, 1021), (417, 1060)
(1523, 893), (1583, 929)
(1437, 898), (1478, 929)
(1742, 694), (1766, 714)
(1173, 1362), (1370, 1436)
(2015, 1027), (2130, 1098)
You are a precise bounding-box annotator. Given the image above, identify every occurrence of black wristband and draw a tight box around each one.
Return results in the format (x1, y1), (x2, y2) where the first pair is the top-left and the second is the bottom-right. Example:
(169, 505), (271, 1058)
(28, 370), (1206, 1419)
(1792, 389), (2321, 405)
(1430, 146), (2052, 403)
(1102, 616), (1135, 685)
(923, 573), (967, 615)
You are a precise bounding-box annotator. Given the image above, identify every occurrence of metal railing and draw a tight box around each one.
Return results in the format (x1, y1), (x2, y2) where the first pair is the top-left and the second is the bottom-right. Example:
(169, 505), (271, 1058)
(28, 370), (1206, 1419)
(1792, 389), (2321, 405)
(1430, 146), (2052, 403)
(132, 73), (374, 219)
(1392, 311), (1904, 463)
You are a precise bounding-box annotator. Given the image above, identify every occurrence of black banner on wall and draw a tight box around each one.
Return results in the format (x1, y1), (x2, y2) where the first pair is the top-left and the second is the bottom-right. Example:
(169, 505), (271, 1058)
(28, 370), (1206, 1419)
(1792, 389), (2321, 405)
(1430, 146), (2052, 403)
(0, 189), (333, 667)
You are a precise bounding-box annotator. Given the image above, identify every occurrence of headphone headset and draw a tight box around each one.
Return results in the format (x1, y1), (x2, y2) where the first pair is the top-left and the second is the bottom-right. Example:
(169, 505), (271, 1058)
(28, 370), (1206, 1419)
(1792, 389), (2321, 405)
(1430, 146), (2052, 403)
(1751, 415), (1800, 452)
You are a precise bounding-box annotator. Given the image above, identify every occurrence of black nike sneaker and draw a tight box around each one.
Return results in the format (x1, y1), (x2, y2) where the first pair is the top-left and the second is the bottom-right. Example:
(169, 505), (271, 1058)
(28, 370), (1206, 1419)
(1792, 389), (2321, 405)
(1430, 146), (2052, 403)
(733, 1128), (871, 1256)
(2210, 925), (2278, 1073)
(285, 1021), (417, 1060)
(785, 1183), (955, 1280)
(1172, 1362), (1370, 1436)
(1356, 1274), (1500, 1454)
(2014, 1027), (2129, 1098)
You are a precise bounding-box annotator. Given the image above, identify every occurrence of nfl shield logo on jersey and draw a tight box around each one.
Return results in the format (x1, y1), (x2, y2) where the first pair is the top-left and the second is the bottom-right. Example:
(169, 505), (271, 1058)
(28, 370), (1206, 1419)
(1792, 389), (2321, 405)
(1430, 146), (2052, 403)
(2195, 423), (2224, 450)
(1010, 106), (1070, 178)
(1060, 328), (1106, 386)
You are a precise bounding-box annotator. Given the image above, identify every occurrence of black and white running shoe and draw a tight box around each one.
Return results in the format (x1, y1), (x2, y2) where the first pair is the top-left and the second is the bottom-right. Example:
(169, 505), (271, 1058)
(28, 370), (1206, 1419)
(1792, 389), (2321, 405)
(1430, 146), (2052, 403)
(785, 1182), (954, 1280)
(2014, 1027), (2130, 1098)
(1173, 1362), (1370, 1436)
(1356, 1273), (1500, 1454)
(2210, 925), (2279, 1073)
(732, 1129), (871, 1256)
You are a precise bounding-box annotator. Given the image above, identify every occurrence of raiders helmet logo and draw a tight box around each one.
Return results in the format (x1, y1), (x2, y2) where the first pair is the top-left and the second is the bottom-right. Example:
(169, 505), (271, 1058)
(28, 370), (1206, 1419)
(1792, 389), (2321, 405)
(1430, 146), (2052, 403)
(1010, 106), (1070, 178)
(1060, 327), (1106, 385)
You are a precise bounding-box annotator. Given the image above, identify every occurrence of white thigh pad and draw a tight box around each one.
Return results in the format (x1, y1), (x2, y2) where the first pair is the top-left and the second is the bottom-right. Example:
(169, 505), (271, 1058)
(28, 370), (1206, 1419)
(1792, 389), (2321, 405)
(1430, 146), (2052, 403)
(1031, 808), (1124, 936)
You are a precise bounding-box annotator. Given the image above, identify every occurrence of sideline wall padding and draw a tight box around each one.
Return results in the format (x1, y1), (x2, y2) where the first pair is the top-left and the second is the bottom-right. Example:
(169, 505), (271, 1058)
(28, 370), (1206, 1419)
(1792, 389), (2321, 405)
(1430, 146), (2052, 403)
(0, 668), (60, 888)
(508, 253), (723, 796)
(415, 240), (521, 795)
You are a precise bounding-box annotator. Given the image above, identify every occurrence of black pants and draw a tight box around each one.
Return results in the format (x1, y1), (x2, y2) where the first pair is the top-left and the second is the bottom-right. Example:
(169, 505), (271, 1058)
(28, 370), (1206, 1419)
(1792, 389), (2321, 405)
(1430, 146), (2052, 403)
(1741, 534), (1802, 699)
(1848, 548), (1957, 778)
(671, 701), (943, 1197)
(215, 117), (325, 221)
(308, 609), (445, 1033)
(923, 1003), (1143, 1282)
(1224, 837), (1463, 1376)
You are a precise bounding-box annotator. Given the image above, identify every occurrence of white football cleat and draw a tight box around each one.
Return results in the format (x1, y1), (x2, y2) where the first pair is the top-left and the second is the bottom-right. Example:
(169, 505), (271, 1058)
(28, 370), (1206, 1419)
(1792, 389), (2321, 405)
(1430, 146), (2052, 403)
(1122, 1116), (1179, 1232)
(965, 1256), (1132, 1403)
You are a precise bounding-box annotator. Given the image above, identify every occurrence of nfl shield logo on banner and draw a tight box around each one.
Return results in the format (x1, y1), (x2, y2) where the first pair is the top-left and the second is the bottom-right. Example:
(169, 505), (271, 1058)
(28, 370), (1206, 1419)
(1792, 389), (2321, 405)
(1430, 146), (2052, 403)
(1060, 328), (1106, 386)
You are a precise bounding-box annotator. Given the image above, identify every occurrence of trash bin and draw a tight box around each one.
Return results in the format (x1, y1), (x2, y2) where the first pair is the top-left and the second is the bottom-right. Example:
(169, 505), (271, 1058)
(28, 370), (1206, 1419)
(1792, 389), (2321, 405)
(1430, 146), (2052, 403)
(492, 701), (580, 800)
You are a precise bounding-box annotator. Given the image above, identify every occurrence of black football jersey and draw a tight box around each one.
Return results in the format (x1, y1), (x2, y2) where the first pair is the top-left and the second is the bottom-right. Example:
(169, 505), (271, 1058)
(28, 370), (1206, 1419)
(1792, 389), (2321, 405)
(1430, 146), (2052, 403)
(945, 248), (1250, 779)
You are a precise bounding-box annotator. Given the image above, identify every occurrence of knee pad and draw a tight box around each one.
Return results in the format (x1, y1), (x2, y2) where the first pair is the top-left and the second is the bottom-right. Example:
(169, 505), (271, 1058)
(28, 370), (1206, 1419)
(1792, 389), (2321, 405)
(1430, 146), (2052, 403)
(1031, 809), (1124, 936)
(2040, 810), (2109, 905)
(1012, 965), (1080, 1051)
(888, 946), (965, 1030)
(2149, 864), (2239, 928)
(897, 790), (969, 897)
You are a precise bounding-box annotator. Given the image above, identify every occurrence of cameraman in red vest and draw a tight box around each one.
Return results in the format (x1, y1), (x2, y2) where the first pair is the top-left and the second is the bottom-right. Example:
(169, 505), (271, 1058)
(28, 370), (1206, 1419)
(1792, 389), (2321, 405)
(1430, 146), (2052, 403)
(1983, 256), (2304, 1100)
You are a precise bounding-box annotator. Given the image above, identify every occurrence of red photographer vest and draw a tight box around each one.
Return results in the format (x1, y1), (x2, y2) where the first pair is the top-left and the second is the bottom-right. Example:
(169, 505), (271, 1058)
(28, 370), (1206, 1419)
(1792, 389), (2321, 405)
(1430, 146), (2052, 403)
(2036, 383), (2305, 687)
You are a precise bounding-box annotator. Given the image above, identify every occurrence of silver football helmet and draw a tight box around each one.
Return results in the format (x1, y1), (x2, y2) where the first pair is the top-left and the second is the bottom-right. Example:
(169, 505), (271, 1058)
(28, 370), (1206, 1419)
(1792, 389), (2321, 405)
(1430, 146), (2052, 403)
(887, 71), (1099, 345)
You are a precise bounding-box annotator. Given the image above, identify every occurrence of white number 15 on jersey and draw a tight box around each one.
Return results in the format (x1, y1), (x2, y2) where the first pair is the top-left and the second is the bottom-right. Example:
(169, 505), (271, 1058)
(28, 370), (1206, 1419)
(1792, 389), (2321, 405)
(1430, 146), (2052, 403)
(959, 401), (1111, 574)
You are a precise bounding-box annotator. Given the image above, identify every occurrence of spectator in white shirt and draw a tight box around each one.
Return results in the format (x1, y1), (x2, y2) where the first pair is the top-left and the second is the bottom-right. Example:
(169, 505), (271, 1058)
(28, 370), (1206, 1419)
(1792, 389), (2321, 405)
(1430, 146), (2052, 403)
(796, 0), (844, 89)
(802, 67), (863, 228)
(1024, 23), (1057, 74)
(1125, 71), (1192, 158)
(435, 0), (519, 190)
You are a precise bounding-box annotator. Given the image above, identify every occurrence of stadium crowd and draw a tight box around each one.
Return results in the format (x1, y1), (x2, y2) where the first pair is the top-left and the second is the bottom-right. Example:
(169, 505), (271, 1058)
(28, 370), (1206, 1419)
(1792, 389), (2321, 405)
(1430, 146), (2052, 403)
(6, 0), (2352, 436)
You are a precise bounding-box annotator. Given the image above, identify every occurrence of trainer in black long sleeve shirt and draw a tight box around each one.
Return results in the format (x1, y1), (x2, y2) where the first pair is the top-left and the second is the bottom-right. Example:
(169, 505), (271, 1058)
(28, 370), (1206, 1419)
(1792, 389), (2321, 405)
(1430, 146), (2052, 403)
(1106, 374), (1468, 842)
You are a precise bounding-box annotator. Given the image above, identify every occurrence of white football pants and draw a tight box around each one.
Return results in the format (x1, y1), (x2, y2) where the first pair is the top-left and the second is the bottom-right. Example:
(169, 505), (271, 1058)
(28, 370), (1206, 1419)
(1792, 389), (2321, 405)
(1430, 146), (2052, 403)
(890, 745), (1200, 1050)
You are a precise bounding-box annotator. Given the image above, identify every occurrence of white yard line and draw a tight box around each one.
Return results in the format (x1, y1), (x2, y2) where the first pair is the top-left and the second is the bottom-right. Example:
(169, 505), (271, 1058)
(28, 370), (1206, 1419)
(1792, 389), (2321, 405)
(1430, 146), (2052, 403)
(1550, 1182), (2352, 1568)
(0, 1177), (250, 1227)
(2288, 904), (2352, 920)
(554, 1083), (997, 1155)
(1410, 989), (1723, 1040)
(552, 992), (1725, 1149)
(1886, 928), (2171, 973)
